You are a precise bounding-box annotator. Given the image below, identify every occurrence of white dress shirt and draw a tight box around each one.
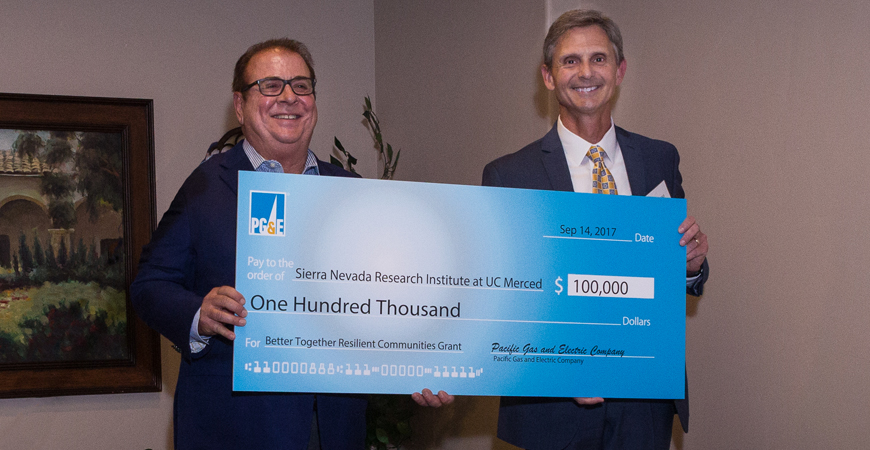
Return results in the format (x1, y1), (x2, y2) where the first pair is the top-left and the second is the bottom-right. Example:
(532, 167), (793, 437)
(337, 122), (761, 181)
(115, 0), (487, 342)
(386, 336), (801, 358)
(557, 116), (632, 195)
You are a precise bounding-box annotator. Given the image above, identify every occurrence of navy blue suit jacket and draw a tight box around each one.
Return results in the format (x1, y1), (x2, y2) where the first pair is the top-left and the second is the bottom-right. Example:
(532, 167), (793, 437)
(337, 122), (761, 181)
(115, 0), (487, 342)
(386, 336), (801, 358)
(482, 125), (708, 449)
(131, 142), (366, 450)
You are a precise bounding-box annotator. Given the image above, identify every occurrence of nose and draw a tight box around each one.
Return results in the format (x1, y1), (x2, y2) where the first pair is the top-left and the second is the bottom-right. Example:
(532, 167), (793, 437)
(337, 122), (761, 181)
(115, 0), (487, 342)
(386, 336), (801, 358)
(277, 83), (299, 103)
(577, 60), (593, 78)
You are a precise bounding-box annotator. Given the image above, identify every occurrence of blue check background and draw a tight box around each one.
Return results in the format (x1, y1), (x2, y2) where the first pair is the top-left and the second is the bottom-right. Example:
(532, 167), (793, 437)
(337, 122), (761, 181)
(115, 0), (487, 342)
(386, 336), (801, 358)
(234, 172), (686, 399)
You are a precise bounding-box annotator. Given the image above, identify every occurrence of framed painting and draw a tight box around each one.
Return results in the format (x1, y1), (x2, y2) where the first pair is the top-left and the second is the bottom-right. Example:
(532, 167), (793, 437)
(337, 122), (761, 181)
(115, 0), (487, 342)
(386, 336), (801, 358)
(0, 93), (161, 397)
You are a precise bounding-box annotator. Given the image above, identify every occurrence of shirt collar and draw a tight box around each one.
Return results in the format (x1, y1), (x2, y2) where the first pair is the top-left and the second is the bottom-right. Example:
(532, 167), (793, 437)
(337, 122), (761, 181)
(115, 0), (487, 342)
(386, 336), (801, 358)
(242, 139), (320, 175)
(556, 116), (620, 167)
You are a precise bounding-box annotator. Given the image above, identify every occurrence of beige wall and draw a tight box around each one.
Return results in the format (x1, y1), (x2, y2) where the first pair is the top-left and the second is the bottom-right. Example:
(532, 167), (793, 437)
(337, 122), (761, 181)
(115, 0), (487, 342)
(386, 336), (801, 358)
(4, 0), (870, 449)
(374, 0), (551, 186)
(604, 1), (870, 448)
(0, 1), (375, 449)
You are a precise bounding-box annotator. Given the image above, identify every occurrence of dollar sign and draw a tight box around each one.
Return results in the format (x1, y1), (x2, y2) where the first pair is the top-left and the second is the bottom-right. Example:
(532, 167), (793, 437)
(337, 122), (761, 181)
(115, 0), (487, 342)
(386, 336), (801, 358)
(554, 276), (563, 295)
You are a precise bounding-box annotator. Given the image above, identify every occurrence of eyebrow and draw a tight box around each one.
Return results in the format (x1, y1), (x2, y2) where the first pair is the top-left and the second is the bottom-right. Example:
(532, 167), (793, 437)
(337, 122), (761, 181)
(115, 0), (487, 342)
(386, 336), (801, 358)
(560, 51), (609, 61)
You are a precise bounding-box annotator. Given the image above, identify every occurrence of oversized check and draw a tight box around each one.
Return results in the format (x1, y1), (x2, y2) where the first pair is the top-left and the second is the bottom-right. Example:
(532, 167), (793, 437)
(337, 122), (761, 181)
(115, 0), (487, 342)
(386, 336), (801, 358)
(233, 172), (686, 399)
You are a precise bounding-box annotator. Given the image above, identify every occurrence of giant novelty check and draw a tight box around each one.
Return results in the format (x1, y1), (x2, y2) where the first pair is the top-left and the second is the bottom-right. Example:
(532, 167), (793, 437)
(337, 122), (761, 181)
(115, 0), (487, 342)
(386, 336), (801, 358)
(233, 172), (686, 399)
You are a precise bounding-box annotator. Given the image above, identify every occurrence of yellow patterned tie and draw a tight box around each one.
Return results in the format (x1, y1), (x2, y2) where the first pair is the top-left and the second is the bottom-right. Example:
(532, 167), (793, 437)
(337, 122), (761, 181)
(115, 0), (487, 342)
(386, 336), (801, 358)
(587, 145), (618, 195)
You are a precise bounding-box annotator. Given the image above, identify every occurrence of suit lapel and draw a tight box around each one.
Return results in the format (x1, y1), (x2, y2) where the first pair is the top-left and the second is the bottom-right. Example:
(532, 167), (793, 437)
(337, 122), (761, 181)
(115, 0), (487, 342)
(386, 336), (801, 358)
(317, 158), (342, 176)
(540, 125), (574, 192)
(218, 141), (254, 195)
(616, 127), (648, 196)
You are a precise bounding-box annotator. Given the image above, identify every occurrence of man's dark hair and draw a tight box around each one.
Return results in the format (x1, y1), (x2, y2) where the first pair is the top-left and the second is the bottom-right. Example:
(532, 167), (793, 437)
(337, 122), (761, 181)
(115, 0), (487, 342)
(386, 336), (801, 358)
(232, 38), (316, 93)
(543, 9), (624, 69)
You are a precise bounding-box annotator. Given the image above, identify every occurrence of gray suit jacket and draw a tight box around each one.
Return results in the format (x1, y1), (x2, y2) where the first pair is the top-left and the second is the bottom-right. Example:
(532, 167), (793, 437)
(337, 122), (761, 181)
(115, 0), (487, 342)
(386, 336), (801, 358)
(482, 124), (707, 449)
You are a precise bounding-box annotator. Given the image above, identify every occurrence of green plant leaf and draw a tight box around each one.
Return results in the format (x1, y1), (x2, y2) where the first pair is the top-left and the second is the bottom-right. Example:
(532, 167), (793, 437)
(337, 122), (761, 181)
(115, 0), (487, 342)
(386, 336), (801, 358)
(333, 137), (346, 152)
(376, 428), (390, 444)
(330, 155), (342, 167)
(386, 143), (393, 161)
(365, 95), (372, 110)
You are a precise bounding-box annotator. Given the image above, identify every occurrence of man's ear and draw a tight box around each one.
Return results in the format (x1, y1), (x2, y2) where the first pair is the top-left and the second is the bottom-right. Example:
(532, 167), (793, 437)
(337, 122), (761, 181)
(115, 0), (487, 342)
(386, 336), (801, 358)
(616, 58), (627, 86)
(541, 64), (556, 91)
(233, 91), (245, 125)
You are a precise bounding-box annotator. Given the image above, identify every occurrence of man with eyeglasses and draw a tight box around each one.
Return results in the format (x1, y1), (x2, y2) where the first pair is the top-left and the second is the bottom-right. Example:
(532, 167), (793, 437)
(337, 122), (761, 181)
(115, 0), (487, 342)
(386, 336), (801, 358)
(131, 39), (365, 449)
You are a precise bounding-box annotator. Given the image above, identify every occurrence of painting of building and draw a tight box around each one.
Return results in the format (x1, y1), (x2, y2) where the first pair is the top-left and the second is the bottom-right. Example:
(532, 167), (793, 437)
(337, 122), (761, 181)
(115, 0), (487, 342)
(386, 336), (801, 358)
(0, 129), (128, 364)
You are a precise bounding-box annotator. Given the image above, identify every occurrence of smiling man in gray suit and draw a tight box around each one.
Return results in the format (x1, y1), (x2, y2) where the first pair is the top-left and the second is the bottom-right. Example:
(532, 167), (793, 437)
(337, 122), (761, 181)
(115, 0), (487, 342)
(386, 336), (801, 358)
(482, 9), (709, 450)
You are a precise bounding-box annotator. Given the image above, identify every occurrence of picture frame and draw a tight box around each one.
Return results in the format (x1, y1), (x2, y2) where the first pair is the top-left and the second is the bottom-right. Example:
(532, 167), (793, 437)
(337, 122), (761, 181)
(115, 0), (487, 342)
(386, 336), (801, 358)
(0, 93), (161, 398)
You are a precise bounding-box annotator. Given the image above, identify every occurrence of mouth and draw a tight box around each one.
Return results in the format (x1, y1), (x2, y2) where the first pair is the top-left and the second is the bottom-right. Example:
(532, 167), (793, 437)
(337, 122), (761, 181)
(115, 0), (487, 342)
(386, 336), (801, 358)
(573, 86), (599, 93)
(272, 114), (300, 120)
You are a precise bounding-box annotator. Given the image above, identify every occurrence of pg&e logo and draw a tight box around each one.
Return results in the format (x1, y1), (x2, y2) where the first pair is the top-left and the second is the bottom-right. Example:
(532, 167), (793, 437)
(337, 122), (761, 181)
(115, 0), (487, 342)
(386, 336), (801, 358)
(249, 191), (285, 236)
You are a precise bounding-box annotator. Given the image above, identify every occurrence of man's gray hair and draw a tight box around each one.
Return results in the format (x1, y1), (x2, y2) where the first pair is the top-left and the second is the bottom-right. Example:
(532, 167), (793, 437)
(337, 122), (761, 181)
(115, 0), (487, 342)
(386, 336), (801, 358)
(543, 9), (624, 68)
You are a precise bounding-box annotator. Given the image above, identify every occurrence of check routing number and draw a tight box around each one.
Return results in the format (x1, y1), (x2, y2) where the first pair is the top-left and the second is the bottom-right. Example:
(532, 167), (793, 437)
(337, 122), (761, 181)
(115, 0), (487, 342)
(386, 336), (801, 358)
(233, 172), (686, 399)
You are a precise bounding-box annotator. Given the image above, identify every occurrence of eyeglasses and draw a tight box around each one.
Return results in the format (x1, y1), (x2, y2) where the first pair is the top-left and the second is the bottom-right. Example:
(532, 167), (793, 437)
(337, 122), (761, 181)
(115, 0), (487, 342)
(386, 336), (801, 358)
(241, 77), (316, 97)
